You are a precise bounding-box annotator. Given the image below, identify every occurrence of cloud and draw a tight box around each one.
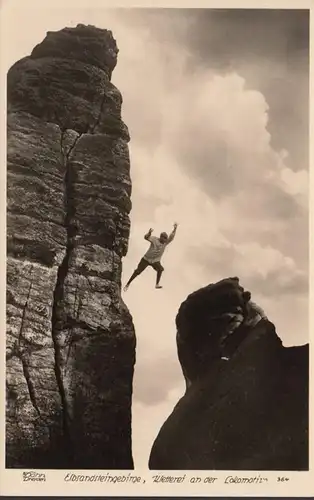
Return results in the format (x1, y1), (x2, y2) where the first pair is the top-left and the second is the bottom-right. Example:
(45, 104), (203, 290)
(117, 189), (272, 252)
(133, 353), (183, 405)
(132, 385), (185, 468)
(247, 269), (308, 297)
(187, 240), (308, 298)
(112, 18), (309, 462)
(113, 17), (308, 295)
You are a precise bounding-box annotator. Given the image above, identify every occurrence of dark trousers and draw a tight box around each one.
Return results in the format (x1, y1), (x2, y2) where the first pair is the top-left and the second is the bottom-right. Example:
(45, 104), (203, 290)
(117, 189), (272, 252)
(137, 258), (164, 273)
(127, 258), (164, 286)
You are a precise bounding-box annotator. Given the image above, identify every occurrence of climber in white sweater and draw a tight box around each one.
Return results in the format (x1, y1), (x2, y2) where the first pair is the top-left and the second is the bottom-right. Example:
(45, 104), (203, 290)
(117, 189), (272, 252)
(124, 223), (178, 291)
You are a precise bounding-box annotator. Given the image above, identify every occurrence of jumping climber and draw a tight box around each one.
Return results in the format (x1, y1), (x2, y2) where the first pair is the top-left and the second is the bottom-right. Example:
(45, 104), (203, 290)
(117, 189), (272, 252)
(123, 223), (178, 291)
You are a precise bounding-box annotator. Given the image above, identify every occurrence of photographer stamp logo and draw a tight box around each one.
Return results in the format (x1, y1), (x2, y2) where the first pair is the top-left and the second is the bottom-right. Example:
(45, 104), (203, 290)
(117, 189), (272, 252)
(22, 471), (46, 482)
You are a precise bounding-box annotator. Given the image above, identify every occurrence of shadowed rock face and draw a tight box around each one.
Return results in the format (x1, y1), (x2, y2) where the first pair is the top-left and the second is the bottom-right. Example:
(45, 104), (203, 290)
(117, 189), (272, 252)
(6, 24), (135, 469)
(149, 278), (308, 470)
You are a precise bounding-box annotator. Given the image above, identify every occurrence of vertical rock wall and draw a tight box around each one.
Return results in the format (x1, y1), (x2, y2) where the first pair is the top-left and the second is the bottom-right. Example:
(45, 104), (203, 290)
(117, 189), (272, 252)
(6, 24), (135, 469)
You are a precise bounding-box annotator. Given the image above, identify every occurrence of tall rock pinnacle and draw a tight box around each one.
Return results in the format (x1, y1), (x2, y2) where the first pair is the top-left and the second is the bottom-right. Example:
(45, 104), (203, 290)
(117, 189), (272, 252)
(6, 24), (136, 469)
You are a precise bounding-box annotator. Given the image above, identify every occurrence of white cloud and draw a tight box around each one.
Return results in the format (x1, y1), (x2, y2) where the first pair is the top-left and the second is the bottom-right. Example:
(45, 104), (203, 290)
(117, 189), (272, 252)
(114, 12), (308, 467)
(132, 386), (185, 469)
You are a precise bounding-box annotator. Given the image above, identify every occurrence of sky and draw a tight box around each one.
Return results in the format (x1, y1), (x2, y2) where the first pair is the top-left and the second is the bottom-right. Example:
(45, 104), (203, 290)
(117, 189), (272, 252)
(1, 2), (309, 468)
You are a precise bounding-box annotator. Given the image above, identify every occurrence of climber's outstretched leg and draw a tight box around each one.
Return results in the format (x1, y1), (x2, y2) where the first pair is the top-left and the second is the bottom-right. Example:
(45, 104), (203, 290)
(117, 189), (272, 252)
(152, 262), (164, 289)
(124, 258), (149, 291)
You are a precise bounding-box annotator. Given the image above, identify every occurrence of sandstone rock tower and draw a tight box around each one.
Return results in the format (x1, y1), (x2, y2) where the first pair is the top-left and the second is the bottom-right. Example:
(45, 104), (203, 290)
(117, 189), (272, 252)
(149, 278), (308, 470)
(6, 24), (135, 469)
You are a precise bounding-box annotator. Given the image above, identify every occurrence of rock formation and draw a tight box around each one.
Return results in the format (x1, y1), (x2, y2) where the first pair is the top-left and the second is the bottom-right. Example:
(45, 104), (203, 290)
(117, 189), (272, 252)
(6, 24), (136, 469)
(149, 278), (308, 470)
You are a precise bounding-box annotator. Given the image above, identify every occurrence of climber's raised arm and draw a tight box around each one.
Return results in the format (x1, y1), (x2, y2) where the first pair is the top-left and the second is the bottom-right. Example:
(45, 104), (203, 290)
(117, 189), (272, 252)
(167, 222), (178, 244)
(144, 228), (154, 242)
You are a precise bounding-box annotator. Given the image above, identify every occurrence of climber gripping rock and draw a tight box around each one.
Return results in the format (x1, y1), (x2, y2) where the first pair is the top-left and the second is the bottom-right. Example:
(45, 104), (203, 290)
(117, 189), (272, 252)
(243, 291), (268, 326)
(220, 289), (268, 360)
(124, 223), (178, 291)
